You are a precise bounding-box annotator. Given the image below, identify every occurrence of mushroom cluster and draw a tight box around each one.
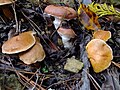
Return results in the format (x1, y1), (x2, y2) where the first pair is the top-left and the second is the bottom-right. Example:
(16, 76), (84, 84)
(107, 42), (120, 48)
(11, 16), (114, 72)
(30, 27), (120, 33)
(44, 5), (77, 49)
(2, 31), (46, 65)
(84, 26), (112, 72)
(86, 39), (113, 73)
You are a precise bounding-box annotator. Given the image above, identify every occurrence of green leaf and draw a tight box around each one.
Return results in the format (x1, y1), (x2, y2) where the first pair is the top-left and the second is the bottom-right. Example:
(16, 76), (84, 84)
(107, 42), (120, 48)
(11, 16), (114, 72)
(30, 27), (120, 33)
(42, 66), (48, 73)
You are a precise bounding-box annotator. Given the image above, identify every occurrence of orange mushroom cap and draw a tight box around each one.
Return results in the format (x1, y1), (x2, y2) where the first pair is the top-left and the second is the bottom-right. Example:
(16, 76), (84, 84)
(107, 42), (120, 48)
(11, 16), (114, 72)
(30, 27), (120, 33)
(86, 39), (113, 73)
(93, 30), (111, 41)
(44, 5), (77, 19)
(2, 31), (36, 54)
(19, 42), (46, 65)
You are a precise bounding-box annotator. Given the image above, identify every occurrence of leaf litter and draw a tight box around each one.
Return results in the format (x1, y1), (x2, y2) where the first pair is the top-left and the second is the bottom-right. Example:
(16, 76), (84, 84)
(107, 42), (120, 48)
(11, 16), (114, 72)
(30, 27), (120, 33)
(0, 0), (120, 90)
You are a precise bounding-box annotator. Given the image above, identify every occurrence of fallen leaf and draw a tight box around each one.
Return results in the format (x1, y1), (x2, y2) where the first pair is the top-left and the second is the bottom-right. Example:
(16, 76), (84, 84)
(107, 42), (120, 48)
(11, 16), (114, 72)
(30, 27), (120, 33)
(78, 4), (101, 30)
(64, 56), (83, 73)
(2, 6), (14, 20)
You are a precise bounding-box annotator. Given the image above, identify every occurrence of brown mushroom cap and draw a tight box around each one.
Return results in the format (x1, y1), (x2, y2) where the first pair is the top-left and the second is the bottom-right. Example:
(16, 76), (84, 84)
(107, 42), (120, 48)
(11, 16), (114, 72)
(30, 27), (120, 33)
(44, 5), (77, 19)
(2, 31), (36, 54)
(86, 39), (113, 73)
(19, 42), (46, 65)
(93, 30), (111, 41)
(57, 27), (76, 38)
(0, 0), (15, 5)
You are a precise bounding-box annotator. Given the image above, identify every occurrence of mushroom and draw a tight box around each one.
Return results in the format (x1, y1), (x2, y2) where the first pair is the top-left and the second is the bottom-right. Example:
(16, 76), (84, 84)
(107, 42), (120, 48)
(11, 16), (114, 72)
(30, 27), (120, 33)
(0, 0), (16, 5)
(93, 30), (111, 41)
(44, 5), (77, 29)
(2, 31), (36, 54)
(57, 27), (76, 48)
(86, 39), (113, 73)
(19, 42), (46, 65)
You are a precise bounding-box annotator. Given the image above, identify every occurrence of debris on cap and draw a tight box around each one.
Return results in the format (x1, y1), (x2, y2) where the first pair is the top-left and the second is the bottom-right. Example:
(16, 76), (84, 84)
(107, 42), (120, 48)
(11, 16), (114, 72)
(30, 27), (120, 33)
(86, 39), (113, 73)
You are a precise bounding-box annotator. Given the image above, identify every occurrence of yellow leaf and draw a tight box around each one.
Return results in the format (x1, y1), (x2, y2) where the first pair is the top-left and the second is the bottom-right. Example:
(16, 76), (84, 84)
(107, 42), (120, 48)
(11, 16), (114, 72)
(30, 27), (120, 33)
(78, 4), (101, 30)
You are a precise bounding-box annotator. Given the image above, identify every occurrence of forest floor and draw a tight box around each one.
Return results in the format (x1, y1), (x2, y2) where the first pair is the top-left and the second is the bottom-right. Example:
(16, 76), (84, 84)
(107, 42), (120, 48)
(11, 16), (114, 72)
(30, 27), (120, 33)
(0, 0), (120, 90)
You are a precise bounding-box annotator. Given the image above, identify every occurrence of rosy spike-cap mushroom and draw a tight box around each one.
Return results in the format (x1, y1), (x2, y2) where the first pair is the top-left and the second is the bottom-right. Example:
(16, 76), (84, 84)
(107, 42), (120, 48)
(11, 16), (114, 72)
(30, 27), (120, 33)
(93, 30), (111, 41)
(86, 39), (113, 73)
(2, 31), (36, 54)
(57, 27), (76, 48)
(19, 42), (46, 65)
(44, 5), (77, 29)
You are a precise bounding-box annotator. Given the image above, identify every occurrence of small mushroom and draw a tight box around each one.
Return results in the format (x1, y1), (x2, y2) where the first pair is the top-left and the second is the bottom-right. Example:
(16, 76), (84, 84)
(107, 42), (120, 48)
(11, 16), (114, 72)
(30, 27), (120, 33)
(93, 30), (111, 41)
(57, 27), (76, 48)
(44, 5), (77, 29)
(2, 31), (36, 54)
(19, 42), (46, 65)
(0, 0), (16, 5)
(86, 39), (113, 73)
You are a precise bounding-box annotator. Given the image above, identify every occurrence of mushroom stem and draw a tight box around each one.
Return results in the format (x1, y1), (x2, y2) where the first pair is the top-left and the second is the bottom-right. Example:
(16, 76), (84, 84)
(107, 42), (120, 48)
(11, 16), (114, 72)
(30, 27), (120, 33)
(61, 36), (72, 48)
(53, 17), (65, 29)
(44, 14), (62, 29)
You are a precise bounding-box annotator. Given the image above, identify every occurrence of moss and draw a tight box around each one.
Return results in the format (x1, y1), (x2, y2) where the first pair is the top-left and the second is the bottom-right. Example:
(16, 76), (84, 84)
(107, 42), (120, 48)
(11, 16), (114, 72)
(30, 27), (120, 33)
(0, 74), (23, 90)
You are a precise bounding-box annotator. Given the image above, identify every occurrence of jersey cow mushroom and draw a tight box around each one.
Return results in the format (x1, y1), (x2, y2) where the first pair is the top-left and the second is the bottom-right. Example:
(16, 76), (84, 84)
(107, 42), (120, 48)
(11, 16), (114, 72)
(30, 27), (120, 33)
(57, 27), (76, 48)
(2, 31), (46, 65)
(44, 5), (77, 29)
(86, 39), (113, 73)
